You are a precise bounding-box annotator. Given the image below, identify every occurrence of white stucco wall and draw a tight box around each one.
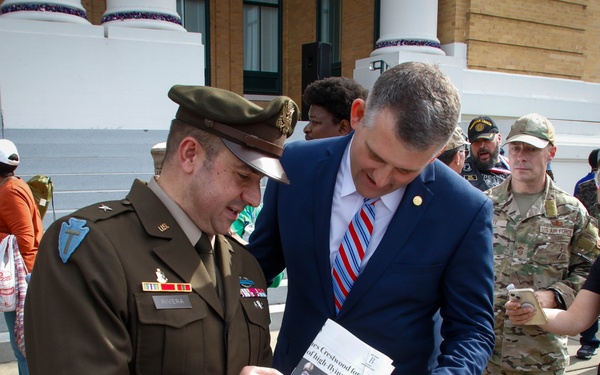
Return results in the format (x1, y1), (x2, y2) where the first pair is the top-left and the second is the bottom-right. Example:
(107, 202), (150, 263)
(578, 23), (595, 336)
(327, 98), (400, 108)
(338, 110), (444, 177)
(0, 18), (204, 131)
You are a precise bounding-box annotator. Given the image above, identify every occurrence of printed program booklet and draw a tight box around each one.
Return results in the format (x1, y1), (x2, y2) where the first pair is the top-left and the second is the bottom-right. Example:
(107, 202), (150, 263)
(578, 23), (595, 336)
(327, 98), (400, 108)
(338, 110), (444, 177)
(291, 319), (395, 375)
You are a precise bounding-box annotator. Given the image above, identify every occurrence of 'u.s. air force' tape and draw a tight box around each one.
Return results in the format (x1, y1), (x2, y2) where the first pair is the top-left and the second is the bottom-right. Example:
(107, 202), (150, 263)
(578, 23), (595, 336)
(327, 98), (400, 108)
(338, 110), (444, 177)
(58, 218), (90, 263)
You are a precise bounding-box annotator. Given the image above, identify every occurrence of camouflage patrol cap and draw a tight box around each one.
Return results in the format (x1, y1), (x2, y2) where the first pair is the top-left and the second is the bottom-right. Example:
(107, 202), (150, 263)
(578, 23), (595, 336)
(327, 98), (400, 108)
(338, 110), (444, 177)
(505, 113), (555, 149)
(446, 126), (469, 150)
(168, 85), (299, 184)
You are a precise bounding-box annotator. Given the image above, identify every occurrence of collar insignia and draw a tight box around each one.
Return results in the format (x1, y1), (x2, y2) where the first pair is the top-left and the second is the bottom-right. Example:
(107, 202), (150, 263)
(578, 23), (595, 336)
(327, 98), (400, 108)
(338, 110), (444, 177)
(276, 100), (295, 135)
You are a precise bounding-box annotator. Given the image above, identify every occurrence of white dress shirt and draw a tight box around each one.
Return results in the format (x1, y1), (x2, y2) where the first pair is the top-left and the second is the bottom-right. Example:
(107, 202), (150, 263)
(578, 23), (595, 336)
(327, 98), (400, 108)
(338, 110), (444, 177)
(329, 136), (404, 271)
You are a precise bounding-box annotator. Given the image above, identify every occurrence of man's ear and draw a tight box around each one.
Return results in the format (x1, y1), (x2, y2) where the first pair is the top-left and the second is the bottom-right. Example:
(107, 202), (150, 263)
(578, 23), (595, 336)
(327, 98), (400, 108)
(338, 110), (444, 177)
(453, 151), (461, 166)
(178, 136), (203, 174)
(338, 119), (351, 136)
(350, 99), (366, 131)
(548, 145), (557, 161)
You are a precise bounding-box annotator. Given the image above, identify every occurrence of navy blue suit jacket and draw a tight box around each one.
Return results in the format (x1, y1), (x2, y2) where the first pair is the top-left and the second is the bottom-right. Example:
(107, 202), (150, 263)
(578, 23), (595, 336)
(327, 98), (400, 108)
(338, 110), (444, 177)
(248, 135), (495, 375)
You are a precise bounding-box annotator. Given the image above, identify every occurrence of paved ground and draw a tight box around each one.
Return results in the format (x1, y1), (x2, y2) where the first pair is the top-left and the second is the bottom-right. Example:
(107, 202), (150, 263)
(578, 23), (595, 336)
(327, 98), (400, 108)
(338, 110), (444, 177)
(0, 333), (596, 374)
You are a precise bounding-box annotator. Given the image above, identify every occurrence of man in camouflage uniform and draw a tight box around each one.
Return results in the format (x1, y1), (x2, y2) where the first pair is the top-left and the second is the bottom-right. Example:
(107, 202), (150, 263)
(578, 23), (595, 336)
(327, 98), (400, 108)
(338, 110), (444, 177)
(573, 148), (600, 360)
(484, 113), (599, 375)
(461, 116), (511, 191)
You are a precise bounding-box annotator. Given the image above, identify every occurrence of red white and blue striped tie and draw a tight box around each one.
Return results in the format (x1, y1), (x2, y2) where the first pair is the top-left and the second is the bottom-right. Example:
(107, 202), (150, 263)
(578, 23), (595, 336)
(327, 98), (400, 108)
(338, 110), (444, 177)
(332, 197), (378, 313)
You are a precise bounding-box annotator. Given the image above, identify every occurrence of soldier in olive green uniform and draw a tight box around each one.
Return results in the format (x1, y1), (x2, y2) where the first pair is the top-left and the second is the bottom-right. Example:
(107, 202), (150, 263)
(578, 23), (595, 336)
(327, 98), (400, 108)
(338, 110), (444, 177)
(484, 113), (599, 375)
(24, 86), (299, 375)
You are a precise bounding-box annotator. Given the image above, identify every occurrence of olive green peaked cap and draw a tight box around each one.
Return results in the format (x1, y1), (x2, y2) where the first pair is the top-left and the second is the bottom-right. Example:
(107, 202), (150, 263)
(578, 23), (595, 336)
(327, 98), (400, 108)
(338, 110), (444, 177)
(168, 85), (299, 183)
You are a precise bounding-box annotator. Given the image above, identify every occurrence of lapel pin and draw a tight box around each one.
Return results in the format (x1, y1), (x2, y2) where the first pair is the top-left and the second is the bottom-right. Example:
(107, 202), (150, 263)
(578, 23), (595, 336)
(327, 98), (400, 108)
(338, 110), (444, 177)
(158, 223), (169, 232)
(254, 300), (264, 309)
(413, 196), (423, 206)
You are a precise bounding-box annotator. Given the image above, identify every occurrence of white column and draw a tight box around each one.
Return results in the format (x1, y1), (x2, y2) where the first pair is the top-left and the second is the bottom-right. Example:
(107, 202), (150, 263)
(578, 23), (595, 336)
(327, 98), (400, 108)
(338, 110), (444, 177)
(371, 0), (444, 56)
(0, 0), (91, 24)
(102, 0), (185, 32)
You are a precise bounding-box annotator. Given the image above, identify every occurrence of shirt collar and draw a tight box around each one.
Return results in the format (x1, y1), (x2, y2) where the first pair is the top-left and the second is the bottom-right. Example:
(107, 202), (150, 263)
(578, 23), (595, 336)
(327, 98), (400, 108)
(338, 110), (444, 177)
(148, 177), (203, 245)
(339, 135), (404, 213)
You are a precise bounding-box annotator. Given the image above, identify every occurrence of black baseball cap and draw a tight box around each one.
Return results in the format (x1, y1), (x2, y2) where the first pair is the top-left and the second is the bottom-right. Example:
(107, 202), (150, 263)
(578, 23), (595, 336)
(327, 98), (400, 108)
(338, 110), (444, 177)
(468, 116), (499, 143)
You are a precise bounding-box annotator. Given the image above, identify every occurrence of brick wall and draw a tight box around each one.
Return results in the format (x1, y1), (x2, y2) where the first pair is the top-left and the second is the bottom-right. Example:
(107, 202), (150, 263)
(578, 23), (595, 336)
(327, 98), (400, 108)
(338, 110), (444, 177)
(583, 0), (600, 82)
(341, 1), (375, 78)
(211, 0), (244, 94)
(79, 0), (600, 93)
(439, 0), (469, 44)
(465, 0), (589, 80)
(283, 0), (317, 111)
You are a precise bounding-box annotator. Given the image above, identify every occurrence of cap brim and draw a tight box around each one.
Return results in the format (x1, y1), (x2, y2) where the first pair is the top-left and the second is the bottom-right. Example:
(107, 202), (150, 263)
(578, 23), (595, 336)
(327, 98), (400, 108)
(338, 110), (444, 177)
(504, 135), (549, 149)
(222, 139), (290, 184)
(470, 133), (496, 142)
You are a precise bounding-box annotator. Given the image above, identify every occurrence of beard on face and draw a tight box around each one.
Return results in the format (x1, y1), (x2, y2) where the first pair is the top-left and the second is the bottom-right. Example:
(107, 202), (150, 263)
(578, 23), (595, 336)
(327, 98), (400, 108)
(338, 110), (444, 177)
(473, 143), (500, 172)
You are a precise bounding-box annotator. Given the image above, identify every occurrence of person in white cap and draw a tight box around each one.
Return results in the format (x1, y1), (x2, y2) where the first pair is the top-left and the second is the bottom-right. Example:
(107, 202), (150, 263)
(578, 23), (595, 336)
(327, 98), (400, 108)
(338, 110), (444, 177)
(483, 113), (599, 374)
(0, 138), (43, 375)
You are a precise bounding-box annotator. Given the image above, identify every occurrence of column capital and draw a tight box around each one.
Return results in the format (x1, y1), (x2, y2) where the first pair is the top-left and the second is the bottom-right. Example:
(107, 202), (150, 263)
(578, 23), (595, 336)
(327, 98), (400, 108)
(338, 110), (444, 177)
(0, 0), (90, 24)
(102, 0), (185, 32)
(372, 0), (444, 57)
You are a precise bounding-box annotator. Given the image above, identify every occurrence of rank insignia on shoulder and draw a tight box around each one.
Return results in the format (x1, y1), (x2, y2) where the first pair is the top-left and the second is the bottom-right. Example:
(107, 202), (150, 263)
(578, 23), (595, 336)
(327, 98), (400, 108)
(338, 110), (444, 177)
(464, 175), (478, 181)
(58, 218), (90, 263)
(98, 204), (112, 212)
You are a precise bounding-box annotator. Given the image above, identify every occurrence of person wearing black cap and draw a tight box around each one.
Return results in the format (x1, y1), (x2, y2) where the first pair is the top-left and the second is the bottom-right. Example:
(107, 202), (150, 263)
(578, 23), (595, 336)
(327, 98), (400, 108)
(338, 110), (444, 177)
(461, 116), (511, 191)
(24, 86), (298, 375)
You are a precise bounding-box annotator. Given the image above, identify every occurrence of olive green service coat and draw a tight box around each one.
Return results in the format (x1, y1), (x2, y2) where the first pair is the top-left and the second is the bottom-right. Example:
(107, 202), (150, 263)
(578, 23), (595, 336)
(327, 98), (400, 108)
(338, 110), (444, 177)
(24, 180), (272, 375)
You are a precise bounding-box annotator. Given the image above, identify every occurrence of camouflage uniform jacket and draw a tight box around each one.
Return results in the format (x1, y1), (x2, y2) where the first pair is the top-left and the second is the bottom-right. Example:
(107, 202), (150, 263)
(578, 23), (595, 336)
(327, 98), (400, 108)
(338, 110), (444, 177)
(484, 176), (599, 372)
(575, 178), (600, 221)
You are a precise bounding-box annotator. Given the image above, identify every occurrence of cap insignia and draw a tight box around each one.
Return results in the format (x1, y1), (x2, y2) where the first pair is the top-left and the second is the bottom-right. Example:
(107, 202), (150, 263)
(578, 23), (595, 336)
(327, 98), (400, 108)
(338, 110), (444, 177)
(276, 100), (295, 135)
(204, 119), (215, 128)
(475, 123), (485, 132)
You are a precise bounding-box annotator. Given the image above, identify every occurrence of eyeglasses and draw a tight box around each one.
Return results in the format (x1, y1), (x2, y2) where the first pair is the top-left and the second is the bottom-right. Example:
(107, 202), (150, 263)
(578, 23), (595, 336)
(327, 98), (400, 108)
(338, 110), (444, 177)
(460, 146), (470, 158)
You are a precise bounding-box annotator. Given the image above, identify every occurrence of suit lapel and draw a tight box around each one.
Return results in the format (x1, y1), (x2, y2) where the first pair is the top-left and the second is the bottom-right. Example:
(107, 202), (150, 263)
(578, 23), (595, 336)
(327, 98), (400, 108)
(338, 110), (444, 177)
(313, 136), (351, 316)
(338, 164), (436, 315)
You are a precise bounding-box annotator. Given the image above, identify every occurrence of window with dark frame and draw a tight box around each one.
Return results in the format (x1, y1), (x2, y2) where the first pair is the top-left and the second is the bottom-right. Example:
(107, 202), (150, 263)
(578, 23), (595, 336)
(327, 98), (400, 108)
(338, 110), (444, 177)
(243, 0), (281, 95)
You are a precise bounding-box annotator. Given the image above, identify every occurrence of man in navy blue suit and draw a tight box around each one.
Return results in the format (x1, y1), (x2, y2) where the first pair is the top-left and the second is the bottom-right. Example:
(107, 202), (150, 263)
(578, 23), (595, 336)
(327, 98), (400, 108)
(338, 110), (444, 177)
(247, 62), (495, 375)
